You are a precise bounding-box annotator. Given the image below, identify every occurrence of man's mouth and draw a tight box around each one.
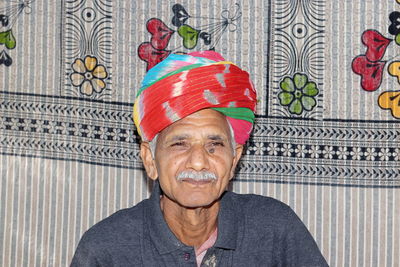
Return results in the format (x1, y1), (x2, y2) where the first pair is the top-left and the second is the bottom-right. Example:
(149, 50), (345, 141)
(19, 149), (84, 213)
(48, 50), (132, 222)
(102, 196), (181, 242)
(180, 178), (214, 185)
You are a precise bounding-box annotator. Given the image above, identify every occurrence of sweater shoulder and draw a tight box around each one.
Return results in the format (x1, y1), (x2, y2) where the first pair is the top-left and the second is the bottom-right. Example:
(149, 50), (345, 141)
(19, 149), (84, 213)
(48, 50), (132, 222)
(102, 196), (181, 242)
(80, 198), (148, 245)
(229, 191), (291, 213)
(227, 192), (295, 227)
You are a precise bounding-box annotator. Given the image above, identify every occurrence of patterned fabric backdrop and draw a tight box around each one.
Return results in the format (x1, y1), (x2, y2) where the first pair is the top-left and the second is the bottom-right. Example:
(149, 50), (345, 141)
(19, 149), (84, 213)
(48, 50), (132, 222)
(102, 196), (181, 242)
(1, 0), (400, 266)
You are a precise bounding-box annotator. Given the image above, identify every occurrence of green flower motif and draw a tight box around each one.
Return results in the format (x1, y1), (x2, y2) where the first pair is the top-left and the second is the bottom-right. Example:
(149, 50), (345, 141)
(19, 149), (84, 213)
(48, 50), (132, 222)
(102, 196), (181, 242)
(278, 73), (319, 115)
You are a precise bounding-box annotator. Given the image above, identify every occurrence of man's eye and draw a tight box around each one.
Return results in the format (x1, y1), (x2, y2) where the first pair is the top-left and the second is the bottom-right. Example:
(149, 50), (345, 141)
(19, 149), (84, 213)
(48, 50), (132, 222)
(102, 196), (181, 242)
(171, 141), (186, 147)
(211, 141), (224, 147)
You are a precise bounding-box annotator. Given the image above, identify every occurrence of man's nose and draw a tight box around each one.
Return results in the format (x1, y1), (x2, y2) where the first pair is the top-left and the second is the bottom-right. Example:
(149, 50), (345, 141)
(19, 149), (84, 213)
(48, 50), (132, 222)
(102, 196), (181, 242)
(185, 144), (210, 171)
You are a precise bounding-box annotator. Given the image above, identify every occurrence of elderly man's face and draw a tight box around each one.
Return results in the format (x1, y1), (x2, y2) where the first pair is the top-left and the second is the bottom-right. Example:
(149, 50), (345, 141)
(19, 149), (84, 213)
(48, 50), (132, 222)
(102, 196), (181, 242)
(140, 109), (243, 208)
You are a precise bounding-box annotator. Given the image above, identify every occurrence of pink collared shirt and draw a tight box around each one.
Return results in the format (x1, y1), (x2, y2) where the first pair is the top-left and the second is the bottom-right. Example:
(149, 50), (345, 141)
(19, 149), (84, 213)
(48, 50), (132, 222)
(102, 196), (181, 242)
(195, 228), (218, 267)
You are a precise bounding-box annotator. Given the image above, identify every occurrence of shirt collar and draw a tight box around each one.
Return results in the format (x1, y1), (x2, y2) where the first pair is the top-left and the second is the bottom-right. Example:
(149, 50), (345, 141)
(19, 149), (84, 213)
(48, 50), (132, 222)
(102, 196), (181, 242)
(145, 180), (239, 254)
(214, 190), (238, 250)
(146, 180), (185, 255)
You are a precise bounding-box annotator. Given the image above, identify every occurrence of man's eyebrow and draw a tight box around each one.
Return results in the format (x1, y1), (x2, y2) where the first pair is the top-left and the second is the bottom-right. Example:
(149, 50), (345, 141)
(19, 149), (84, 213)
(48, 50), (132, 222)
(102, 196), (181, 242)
(207, 135), (226, 141)
(166, 134), (189, 142)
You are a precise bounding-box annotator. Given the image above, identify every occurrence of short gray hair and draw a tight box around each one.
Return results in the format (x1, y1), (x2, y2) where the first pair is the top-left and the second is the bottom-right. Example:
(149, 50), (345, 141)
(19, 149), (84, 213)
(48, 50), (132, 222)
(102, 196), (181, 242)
(149, 120), (236, 158)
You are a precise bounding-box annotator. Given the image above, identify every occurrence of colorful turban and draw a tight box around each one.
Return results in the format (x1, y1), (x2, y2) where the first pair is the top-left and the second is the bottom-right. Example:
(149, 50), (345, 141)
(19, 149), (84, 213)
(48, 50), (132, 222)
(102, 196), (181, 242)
(133, 51), (257, 144)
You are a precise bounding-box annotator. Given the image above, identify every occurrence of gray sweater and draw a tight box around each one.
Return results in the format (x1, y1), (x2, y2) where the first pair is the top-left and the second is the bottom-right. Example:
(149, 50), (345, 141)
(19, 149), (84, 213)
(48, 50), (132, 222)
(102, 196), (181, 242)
(71, 181), (328, 266)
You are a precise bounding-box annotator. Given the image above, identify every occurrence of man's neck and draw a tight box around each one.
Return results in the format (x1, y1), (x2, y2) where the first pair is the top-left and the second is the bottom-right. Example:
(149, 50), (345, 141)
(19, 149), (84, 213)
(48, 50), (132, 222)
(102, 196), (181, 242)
(160, 195), (219, 248)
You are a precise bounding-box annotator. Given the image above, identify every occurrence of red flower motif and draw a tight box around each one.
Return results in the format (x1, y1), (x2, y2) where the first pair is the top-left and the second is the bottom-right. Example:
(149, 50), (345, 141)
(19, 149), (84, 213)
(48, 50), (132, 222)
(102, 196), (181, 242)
(138, 18), (174, 71)
(361, 30), (392, 62)
(352, 55), (386, 92)
(352, 30), (392, 92)
(146, 18), (175, 50)
(138, 42), (171, 71)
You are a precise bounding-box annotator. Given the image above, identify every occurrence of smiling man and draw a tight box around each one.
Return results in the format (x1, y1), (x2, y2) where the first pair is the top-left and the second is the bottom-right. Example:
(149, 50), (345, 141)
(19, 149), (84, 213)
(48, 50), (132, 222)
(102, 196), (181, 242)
(71, 51), (328, 266)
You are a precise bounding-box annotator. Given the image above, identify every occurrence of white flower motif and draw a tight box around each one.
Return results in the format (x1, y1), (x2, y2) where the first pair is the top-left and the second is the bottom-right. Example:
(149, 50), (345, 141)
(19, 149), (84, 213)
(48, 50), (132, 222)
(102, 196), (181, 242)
(309, 145), (321, 158)
(267, 142), (279, 156)
(364, 147), (377, 161)
(350, 147), (362, 160)
(70, 122), (81, 136)
(10, 118), (20, 131)
(36, 119), (50, 133)
(253, 142), (267, 155)
(322, 146), (335, 159)
(378, 148), (391, 161)
(336, 146), (349, 160)
(48, 120), (61, 134)
(295, 144), (307, 158)
(281, 143), (294, 157)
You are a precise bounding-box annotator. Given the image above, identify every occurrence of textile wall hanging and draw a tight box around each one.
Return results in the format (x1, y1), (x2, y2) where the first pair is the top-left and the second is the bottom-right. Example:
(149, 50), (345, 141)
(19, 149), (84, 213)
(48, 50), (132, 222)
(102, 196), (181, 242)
(0, 0), (399, 266)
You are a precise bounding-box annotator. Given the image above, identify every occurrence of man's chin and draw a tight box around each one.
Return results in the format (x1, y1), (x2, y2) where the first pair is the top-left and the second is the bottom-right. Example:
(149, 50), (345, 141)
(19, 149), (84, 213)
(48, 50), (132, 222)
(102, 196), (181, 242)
(176, 194), (220, 209)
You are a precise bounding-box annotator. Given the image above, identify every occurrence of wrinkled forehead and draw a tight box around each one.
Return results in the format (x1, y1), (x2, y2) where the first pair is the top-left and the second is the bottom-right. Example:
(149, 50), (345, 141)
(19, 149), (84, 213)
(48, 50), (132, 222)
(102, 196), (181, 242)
(158, 109), (231, 141)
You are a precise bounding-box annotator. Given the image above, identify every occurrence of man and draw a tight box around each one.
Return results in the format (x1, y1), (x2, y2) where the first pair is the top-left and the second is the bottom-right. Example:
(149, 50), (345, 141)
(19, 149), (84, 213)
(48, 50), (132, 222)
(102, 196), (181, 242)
(71, 51), (328, 266)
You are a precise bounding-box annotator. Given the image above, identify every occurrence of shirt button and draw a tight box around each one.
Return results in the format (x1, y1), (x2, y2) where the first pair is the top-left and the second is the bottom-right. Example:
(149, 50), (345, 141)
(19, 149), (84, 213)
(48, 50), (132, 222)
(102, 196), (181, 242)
(183, 252), (190, 261)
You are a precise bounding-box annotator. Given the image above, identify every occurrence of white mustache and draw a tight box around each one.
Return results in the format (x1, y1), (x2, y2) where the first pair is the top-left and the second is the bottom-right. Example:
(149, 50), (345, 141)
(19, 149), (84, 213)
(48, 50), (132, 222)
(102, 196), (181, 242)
(176, 170), (217, 181)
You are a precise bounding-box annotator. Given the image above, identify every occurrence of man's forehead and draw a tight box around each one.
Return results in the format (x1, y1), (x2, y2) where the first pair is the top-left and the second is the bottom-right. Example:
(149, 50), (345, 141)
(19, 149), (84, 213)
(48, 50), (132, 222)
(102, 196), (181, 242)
(165, 133), (227, 141)
(161, 125), (230, 140)
(158, 109), (231, 140)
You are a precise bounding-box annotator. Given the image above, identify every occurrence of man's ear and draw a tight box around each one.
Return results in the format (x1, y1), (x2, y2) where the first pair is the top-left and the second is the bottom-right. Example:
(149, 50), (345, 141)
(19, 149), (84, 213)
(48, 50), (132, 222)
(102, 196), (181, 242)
(229, 144), (244, 179)
(140, 142), (158, 180)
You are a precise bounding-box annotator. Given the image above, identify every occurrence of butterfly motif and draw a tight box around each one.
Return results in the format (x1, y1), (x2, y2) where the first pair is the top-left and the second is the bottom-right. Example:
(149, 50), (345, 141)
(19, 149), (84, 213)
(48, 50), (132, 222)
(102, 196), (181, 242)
(0, 0), (35, 67)
(0, 0), (34, 31)
(174, 3), (242, 49)
(138, 3), (242, 71)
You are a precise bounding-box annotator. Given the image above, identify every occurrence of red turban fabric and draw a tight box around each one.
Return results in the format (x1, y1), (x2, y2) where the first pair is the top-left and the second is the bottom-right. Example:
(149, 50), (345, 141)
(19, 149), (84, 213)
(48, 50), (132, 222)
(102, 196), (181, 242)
(133, 51), (257, 144)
